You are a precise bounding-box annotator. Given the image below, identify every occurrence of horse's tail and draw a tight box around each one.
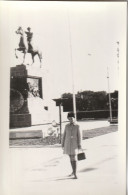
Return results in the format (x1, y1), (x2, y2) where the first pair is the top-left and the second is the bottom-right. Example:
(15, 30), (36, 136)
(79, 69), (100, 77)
(38, 51), (43, 68)
(40, 51), (43, 60)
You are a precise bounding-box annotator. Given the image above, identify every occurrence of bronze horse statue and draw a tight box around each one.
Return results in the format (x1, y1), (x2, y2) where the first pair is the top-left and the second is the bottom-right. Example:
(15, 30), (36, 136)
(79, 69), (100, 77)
(15, 27), (42, 67)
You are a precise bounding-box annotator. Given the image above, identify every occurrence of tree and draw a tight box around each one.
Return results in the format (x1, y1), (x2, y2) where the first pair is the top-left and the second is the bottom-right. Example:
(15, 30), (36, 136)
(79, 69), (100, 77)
(61, 90), (118, 112)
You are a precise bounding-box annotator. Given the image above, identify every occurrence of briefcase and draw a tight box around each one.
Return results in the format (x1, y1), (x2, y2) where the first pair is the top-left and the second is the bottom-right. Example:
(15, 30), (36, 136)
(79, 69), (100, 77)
(77, 151), (86, 161)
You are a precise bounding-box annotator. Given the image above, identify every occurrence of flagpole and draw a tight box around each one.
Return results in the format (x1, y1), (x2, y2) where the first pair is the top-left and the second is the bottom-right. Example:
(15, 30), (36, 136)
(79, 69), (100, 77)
(107, 67), (112, 122)
(67, 9), (77, 120)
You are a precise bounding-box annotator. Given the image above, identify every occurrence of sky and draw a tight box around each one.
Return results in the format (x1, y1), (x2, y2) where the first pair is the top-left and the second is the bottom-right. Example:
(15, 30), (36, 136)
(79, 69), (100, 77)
(0, 1), (127, 99)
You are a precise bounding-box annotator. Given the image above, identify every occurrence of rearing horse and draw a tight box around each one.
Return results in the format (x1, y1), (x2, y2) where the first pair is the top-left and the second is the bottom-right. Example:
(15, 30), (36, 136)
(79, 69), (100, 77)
(15, 27), (42, 67)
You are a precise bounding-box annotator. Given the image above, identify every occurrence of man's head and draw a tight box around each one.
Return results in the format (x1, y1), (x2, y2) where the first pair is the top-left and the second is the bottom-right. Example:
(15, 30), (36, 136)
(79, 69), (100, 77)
(67, 113), (75, 124)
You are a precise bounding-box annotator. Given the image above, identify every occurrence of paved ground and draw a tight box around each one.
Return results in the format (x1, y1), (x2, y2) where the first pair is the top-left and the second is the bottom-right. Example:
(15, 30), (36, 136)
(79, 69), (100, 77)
(8, 125), (126, 195)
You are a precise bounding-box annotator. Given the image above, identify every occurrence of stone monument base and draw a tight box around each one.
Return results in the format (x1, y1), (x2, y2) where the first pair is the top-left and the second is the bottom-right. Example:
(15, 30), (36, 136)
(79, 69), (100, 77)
(10, 64), (59, 128)
(10, 130), (43, 139)
(10, 114), (31, 128)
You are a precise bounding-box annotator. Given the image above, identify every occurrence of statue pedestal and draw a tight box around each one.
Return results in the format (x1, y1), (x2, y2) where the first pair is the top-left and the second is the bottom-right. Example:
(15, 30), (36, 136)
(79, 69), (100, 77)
(10, 64), (44, 128)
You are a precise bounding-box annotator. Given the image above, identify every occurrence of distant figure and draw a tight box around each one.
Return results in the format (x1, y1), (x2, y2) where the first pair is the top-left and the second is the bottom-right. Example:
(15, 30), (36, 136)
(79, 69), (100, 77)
(62, 113), (82, 179)
(25, 27), (33, 52)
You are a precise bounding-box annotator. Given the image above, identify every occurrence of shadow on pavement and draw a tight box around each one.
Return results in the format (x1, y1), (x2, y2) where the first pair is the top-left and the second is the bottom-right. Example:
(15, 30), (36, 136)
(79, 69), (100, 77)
(79, 167), (97, 173)
(30, 176), (74, 182)
(49, 177), (74, 182)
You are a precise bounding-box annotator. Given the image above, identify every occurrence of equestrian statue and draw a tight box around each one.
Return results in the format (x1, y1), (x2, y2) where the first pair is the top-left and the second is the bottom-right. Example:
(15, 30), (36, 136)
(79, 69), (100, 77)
(15, 27), (42, 67)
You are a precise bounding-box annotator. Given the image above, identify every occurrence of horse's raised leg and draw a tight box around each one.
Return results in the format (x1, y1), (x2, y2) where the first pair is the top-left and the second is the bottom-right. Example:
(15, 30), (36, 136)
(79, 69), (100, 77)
(15, 49), (18, 58)
(22, 50), (27, 64)
(22, 53), (25, 64)
(31, 53), (34, 66)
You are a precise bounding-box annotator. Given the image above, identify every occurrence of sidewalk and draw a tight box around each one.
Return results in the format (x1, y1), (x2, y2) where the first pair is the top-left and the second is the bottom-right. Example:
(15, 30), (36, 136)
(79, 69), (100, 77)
(9, 131), (125, 195)
(9, 120), (110, 145)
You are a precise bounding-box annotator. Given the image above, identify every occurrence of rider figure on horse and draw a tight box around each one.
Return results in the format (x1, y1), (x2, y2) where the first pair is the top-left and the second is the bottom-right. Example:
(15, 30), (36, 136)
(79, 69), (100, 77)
(25, 27), (33, 53)
(15, 26), (42, 67)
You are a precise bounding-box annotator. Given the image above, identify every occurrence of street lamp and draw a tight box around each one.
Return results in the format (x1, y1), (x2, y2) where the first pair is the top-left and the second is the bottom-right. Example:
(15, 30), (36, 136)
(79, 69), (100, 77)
(53, 98), (68, 143)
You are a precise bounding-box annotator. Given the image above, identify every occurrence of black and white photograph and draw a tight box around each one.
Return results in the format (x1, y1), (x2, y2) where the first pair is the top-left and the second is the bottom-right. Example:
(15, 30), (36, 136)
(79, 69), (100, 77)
(0, 1), (127, 195)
